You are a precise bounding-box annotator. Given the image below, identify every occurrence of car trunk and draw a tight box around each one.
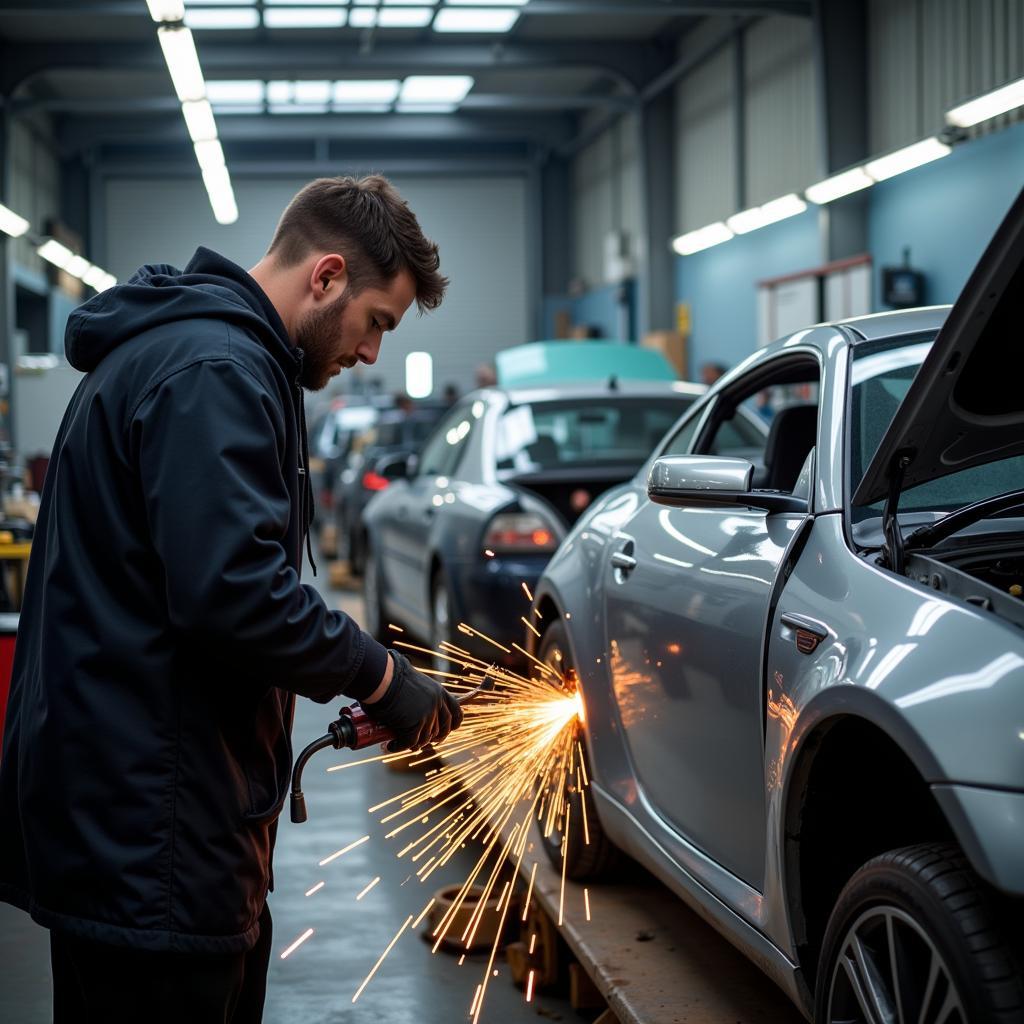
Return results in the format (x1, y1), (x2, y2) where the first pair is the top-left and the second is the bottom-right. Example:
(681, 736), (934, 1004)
(506, 465), (638, 527)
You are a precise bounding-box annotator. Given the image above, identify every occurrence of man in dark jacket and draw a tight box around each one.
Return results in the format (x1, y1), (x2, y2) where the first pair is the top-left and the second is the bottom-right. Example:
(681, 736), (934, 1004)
(0, 175), (463, 1021)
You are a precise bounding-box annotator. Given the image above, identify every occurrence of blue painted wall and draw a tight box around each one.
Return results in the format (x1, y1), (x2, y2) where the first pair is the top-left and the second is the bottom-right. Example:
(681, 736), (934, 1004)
(870, 119), (1024, 309)
(675, 207), (821, 375)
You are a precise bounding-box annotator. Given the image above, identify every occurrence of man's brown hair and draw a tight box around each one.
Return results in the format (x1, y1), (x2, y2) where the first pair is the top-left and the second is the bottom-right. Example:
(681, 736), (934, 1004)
(267, 175), (447, 311)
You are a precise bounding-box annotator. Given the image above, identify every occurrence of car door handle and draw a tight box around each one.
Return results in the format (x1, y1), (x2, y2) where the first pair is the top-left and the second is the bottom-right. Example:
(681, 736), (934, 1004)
(610, 551), (637, 572)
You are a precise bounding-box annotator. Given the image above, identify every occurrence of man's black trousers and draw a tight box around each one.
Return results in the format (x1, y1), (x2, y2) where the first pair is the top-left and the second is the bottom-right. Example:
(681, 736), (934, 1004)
(49, 904), (273, 1023)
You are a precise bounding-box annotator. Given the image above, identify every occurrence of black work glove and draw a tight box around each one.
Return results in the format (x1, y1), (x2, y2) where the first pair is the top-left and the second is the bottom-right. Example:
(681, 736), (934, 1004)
(361, 649), (464, 752)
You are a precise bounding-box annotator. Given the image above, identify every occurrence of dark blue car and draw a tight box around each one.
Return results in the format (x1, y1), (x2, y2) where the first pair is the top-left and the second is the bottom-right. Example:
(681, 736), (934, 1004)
(361, 379), (703, 664)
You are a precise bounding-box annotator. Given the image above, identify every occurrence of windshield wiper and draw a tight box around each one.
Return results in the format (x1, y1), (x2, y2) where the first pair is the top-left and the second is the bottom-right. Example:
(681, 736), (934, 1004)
(905, 489), (1024, 551)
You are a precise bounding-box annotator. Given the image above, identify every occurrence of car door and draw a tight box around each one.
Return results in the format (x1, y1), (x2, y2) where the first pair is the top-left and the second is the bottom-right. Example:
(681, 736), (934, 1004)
(602, 357), (817, 890)
(384, 402), (477, 622)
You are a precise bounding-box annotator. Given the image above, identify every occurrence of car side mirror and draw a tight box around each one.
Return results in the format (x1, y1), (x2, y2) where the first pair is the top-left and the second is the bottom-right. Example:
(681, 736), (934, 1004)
(647, 456), (807, 513)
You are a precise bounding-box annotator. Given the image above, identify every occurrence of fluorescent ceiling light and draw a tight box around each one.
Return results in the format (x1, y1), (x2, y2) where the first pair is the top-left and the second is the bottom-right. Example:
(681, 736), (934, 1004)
(189, 0), (256, 5)
(206, 80), (264, 103)
(445, 0), (528, 5)
(194, 138), (226, 170)
(333, 104), (392, 113)
(865, 137), (951, 181)
(671, 222), (733, 256)
(65, 255), (91, 279)
(400, 75), (474, 103)
(263, 7), (347, 27)
(406, 352), (433, 399)
(83, 265), (108, 289)
(377, 8), (433, 27)
(269, 104), (329, 114)
(157, 27), (206, 103)
(0, 203), (30, 238)
(805, 166), (873, 204)
(185, 8), (259, 29)
(349, 10), (376, 26)
(211, 104), (264, 114)
(37, 239), (75, 270)
(293, 80), (331, 104)
(266, 0), (347, 3)
(726, 205), (767, 234)
(334, 80), (401, 104)
(200, 163), (238, 224)
(267, 81), (293, 104)
(396, 103), (457, 113)
(433, 9), (520, 32)
(146, 0), (185, 21)
(946, 75), (1024, 127)
(182, 99), (218, 141)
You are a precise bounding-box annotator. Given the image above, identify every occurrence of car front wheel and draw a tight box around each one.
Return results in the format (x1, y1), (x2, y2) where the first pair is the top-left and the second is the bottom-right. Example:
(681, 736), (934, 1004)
(816, 842), (1024, 1024)
(362, 541), (388, 643)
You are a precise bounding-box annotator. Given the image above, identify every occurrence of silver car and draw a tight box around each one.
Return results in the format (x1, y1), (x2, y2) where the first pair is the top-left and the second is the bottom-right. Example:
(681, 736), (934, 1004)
(530, 190), (1024, 1023)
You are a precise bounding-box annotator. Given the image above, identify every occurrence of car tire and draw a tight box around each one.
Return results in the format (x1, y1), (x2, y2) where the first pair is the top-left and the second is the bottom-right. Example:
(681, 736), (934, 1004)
(430, 569), (455, 674)
(815, 842), (1024, 1024)
(362, 541), (389, 643)
(537, 620), (623, 881)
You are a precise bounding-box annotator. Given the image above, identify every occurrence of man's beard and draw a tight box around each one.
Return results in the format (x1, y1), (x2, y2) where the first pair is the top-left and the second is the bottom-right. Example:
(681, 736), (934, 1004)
(295, 290), (352, 390)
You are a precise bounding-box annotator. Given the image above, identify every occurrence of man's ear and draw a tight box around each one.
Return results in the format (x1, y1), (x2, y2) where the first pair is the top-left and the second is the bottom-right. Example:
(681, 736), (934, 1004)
(310, 254), (347, 301)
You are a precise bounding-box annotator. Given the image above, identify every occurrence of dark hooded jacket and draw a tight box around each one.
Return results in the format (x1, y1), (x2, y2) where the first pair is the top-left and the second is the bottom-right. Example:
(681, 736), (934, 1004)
(0, 247), (389, 953)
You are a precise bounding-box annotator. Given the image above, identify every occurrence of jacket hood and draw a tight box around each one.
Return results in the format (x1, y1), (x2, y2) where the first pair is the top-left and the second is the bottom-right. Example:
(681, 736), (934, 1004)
(65, 246), (295, 373)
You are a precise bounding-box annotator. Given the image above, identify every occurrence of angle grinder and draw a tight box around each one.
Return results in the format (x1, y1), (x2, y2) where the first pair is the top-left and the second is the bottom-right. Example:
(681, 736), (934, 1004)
(289, 675), (492, 823)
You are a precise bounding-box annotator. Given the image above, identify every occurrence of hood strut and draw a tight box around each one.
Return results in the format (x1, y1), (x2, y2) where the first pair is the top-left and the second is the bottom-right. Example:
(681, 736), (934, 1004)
(880, 450), (914, 575)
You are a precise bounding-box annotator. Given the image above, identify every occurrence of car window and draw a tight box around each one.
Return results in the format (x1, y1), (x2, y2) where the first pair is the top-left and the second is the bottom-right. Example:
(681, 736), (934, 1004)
(417, 404), (476, 478)
(495, 397), (689, 475)
(660, 411), (702, 456)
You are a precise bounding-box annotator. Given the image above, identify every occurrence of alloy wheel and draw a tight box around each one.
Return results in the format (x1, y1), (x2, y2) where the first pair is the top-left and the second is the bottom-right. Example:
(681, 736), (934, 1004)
(826, 904), (966, 1024)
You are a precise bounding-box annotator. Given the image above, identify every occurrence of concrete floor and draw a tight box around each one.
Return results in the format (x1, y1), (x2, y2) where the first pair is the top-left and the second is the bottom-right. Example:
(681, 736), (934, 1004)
(0, 570), (571, 1023)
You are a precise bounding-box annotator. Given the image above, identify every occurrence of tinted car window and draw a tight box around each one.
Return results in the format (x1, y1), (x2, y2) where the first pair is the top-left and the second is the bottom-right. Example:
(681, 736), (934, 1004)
(495, 398), (688, 474)
(418, 405), (476, 478)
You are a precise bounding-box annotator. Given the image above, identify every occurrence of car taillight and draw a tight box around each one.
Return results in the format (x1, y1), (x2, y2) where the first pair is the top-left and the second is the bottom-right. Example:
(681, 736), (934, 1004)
(362, 471), (390, 492)
(483, 512), (560, 554)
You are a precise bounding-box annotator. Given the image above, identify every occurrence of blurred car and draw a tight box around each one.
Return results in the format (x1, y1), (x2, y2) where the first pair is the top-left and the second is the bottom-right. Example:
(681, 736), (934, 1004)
(529, 192), (1024, 1021)
(333, 405), (446, 575)
(361, 367), (705, 662)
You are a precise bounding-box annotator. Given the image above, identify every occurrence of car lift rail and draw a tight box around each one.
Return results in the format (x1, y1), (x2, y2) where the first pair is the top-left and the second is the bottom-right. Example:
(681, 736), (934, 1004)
(513, 820), (804, 1024)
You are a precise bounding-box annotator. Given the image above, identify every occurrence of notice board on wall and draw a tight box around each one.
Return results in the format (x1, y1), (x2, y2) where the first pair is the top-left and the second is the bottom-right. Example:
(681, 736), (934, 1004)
(757, 254), (872, 347)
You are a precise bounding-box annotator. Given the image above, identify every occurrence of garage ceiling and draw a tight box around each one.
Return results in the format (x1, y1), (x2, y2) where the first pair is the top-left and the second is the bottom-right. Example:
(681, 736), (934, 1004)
(0, 0), (810, 171)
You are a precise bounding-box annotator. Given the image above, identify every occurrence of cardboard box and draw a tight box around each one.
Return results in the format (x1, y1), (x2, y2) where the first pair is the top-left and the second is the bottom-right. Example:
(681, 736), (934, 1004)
(641, 330), (688, 379)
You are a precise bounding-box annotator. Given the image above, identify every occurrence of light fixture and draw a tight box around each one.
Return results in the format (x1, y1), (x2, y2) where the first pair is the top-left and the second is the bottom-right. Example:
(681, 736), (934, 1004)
(865, 137), (951, 181)
(146, 0), (185, 22)
(433, 9), (521, 32)
(201, 163), (238, 225)
(671, 222), (733, 256)
(194, 138), (226, 171)
(406, 352), (433, 399)
(400, 75), (474, 104)
(184, 8), (259, 29)
(211, 104), (264, 114)
(333, 80), (401, 104)
(445, 0), (528, 5)
(805, 166), (873, 205)
(206, 80), (264, 104)
(267, 81), (293, 104)
(37, 239), (75, 270)
(269, 104), (329, 114)
(349, 9), (376, 26)
(181, 99), (218, 142)
(376, 8), (433, 27)
(65, 254), (91, 278)
(333, 104), (392, 113)
(157, 26), (206, 103)
(83, 265), (108, 290)
(947, 75), (1024, 127)
(726, 206), (767, 235)
(263, 7), (347, 27)
(0, 202), (30, 238)
(293, 81), (332, 104)
(395, 103), (457, 114)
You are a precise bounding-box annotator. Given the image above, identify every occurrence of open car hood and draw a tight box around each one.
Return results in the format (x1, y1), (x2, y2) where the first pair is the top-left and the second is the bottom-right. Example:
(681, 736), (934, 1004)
(853, 186), (1024, 507)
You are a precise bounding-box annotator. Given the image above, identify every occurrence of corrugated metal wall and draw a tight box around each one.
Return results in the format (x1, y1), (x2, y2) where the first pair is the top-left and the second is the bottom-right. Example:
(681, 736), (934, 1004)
(9, 115), (60, 275)
(571, 113), (640, 290)
(869, 0), (1024, 154)
(743, 17), (818, 207)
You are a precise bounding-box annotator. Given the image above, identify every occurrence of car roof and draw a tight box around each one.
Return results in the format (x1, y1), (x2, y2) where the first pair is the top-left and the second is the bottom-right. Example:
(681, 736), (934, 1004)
(491, 380), (705, 405)
(830, 305), (950, 341)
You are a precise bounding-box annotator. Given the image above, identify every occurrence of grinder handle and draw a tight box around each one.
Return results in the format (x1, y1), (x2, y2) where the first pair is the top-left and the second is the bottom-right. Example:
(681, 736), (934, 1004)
(341, 704), (396, 751)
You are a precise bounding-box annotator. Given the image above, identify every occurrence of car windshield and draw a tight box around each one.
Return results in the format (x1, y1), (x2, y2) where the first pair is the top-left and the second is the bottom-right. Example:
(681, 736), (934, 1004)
(495, 397), (689, 475)
(850, 334), (1024, 523)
